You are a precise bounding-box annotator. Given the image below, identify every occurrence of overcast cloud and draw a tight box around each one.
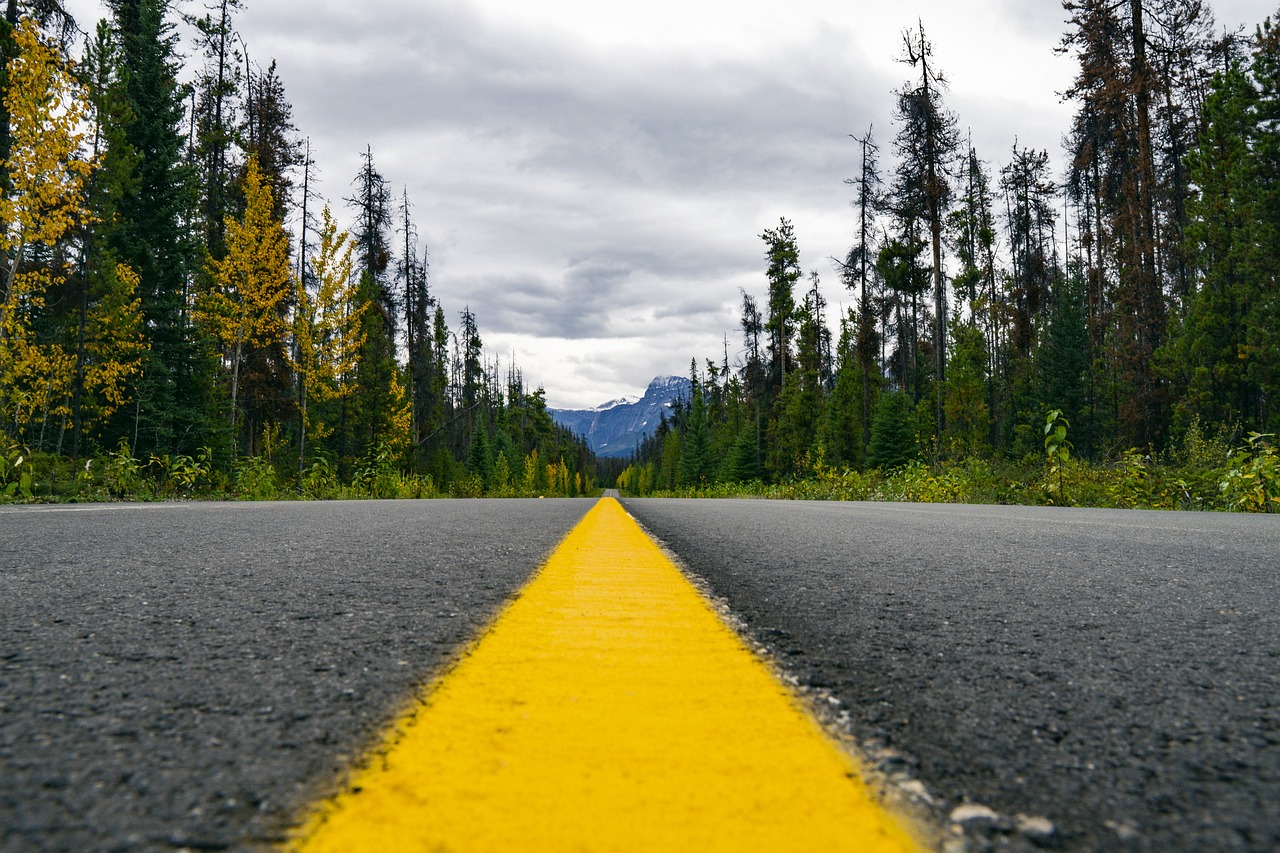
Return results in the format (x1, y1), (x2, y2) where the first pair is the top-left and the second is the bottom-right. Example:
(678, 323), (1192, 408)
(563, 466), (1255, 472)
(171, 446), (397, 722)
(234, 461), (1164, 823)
(65, 0), (1278, 407)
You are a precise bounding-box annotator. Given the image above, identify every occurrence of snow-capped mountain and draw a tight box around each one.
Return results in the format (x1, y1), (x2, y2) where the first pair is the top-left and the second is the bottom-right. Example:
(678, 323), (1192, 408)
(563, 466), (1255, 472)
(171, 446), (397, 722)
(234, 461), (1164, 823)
(551, 376), (691, 458)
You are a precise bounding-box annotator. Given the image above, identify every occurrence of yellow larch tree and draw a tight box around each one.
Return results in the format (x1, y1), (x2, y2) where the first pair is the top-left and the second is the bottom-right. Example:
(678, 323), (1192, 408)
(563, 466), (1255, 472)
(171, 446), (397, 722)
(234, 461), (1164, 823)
(292, 203), (365, 465)
(0, 20), (96, 442)
(198, 154), (292, 456)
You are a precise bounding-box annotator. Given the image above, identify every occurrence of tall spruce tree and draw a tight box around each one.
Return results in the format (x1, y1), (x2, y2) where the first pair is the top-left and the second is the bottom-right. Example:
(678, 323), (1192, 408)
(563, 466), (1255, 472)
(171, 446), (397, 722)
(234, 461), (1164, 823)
(108, 0), (205, 455)
(893, 22), (959, 443)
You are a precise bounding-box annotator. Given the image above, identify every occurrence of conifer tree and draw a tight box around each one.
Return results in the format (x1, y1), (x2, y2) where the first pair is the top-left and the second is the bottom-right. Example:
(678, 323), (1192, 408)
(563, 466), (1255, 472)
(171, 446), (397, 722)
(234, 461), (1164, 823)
(348, 145), (394, 343)
(108, 0), (204, 455)
(187, 0), (243, 260)
(677, 384), (712, 486)
(760, 218), (801, 396)
(867, 390), (916, 470)
(241, 59), (301, 223)
(844, 126), (882, 451)
(893, 22), (959, 440)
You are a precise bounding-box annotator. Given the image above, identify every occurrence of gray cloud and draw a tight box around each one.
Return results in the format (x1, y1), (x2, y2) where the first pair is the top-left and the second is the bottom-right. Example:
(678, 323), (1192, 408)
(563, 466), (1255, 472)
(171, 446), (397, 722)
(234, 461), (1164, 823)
(70, 0), (1217, 407)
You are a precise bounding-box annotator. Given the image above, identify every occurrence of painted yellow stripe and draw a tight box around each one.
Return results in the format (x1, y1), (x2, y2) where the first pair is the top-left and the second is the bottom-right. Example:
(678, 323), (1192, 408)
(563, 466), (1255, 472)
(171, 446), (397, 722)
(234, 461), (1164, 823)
(289, 497), (923, 852)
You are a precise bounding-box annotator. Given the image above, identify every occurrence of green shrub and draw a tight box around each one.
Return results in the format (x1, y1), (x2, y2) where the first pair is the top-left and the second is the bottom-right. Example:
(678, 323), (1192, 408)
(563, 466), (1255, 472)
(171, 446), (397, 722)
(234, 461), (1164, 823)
(0, 438), (33, 501)
(234, 455), (279, 500)
(1219, 434), (1280, 513)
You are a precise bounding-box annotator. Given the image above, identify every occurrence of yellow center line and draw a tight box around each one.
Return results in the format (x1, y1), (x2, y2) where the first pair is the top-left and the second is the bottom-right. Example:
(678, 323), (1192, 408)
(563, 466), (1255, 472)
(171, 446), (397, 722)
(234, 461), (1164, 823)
(288, 497), (924, 851)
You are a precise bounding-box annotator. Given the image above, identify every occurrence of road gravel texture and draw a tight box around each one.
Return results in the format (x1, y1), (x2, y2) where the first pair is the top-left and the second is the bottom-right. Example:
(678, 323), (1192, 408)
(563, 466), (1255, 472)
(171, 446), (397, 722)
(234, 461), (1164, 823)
(622, 499), (1280, 853)
(0, 499), (591, 852)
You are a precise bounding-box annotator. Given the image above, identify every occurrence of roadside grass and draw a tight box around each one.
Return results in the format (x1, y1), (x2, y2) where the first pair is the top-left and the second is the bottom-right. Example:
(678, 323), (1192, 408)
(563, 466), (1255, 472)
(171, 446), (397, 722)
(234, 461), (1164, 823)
(2, 425), (1276, 511)
(621, 432), (1280, 513)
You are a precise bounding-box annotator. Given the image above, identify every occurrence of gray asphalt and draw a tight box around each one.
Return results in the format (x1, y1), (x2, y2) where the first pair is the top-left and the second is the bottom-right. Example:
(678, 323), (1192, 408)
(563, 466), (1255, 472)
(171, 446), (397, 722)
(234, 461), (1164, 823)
(0, 499), (592, 852)
(621, 499), (1280, 852)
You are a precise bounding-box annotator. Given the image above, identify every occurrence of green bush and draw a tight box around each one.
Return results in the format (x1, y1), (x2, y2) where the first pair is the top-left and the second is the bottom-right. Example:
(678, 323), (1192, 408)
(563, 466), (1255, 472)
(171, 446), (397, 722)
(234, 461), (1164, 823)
(234, 455), (279, 500)
(0, 439), (33, 501)
(1219, 434), (1280, 513)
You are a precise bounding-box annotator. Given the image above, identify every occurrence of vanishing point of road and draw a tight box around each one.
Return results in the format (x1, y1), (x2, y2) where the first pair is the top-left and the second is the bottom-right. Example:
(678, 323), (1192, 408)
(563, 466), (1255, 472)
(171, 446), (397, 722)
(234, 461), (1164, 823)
(1, 497), (1277, 851)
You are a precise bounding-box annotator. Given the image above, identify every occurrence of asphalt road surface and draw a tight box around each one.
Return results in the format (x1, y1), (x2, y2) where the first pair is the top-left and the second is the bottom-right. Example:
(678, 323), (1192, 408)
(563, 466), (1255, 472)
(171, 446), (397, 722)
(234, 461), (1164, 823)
(622, 499), (1280, 852)
(2, 498), (1278, 851)
(0, 499), (591, 852)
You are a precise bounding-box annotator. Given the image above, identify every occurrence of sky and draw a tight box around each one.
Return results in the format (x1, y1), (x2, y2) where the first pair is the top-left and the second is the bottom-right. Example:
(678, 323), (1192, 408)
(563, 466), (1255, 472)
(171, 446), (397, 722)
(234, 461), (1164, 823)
(63, 0), (1277, 408)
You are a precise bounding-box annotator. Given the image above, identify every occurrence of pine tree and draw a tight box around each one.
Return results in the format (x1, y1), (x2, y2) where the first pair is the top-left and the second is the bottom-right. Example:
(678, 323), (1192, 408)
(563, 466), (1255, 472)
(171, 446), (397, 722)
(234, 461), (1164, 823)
(867, 390), (916, 471)
(68, 19), (145, 458)
(943, 321), (992, 459)
(1041, 267), (1090, 437)
(108, 0), (204, 455)
(241, 59), (301, 223)
(893, 22), (960, 441)
(187, 0), (243, 259)
(719, 424), (763, 483)
(760, 218), (800, 397)
(679, 383), (715, 487)
(347, 145), (394, 344)
(843, 126), (882, 453)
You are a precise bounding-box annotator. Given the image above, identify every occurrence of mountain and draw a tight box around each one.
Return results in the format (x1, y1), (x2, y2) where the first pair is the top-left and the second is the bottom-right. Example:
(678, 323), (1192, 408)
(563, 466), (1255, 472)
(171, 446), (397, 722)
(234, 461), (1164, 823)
(551, 376), (691, 459)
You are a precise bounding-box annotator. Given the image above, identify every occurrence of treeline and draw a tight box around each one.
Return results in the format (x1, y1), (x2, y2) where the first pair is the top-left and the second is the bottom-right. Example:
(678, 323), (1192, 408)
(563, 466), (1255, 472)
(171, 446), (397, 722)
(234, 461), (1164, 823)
(618, 3), (1280, 507)
(0, 0), (596, 499)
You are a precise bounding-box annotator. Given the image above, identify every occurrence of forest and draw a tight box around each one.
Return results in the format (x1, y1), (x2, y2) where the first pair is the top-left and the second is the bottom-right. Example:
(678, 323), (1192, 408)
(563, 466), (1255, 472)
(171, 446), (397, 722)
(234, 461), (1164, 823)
(0, 0), (597, 500)
(0, 2), (1277, 510)
(618, 1), (1280, 511)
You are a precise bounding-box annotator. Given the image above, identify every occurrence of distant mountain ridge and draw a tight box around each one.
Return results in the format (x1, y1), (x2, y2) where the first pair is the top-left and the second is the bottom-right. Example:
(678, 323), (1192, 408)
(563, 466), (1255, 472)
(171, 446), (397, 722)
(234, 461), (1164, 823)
(550, 376), (691, 459)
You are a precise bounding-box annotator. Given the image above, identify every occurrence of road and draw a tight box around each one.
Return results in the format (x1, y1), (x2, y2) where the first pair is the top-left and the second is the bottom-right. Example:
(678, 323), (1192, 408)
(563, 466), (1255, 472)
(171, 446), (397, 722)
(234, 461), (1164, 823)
(622, 499), (1280, 852)
(1, 498), (1277, 851)
(0, 499), (591, 851)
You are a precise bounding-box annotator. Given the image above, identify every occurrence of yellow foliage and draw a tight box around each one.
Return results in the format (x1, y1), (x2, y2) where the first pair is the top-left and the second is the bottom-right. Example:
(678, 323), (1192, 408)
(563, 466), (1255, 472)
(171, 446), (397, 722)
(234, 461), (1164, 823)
(199, 155), (292, 357)
(293, 204), (367, 456)
(197, 156), (293, 448)
(0, 21), (94, 259)
(0, 22), (141, 442)
(293, 205), (365, 403)
(384, 367), (413, 452)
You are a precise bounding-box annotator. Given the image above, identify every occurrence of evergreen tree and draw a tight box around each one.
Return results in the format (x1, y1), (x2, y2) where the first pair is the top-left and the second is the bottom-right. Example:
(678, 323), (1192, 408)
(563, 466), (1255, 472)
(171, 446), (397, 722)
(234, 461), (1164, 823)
(347, 145), (394, 345)
(824, 310), (868, 470)
(108, 0), (205, 455)
(241, 59), (301, 223)
(843, 126), (882, 454)
(893, 22), (959, 440)
(943, 321), (992, 459)
(760, 218), (801, 396)
(679, 385), (714, 487)
(1041, 267), (1090, 439)
(719, 424), (763, 483)
(187, 0), (243, 259)
(69, 19), (145, 458)
(867, 390), (916, 470)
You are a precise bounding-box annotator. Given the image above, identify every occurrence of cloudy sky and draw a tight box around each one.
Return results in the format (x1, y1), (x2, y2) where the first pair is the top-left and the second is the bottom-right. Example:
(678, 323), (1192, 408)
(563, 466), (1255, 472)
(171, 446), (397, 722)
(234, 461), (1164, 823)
(66, 0), (1276, 408)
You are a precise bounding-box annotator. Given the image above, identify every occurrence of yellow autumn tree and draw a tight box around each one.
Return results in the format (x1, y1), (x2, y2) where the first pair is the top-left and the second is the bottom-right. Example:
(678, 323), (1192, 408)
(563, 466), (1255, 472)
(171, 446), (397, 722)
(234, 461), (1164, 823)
(0, 21), (96, 441)
(292, 204), (365, 462)
(198, 154), (292, 456)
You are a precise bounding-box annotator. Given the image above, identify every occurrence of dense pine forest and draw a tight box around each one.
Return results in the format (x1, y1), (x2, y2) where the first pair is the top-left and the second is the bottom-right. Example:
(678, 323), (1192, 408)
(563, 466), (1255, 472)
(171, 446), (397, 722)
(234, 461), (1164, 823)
(0, 0), (596, 500)
(618, 2), (1280, 511)
(0, 2), (1277, 509)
